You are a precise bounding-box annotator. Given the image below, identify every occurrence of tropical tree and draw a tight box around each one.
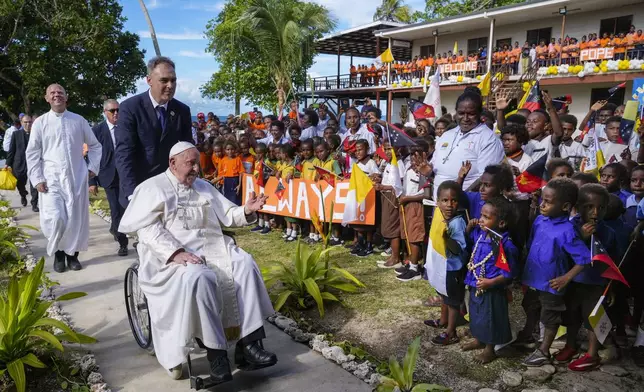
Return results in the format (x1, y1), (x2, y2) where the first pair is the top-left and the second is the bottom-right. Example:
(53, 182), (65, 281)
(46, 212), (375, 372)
(411, 0), (526, 22)
(0, 0), (146, 122)
(208, 0), (335, 112)
(373, 0), (414, 24)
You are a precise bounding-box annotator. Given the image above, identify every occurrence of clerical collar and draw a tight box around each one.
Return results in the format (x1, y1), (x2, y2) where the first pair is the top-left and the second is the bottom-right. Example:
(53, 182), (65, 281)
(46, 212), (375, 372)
(52, 109), (66, 117)
(165, 169), (192, 192)
(148, 90), (169, 110)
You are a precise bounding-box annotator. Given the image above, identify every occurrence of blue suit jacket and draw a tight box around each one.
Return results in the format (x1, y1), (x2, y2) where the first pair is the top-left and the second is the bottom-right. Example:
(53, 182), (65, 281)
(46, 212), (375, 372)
(114, 91), (192, 206)
(89, 121), (118, 188)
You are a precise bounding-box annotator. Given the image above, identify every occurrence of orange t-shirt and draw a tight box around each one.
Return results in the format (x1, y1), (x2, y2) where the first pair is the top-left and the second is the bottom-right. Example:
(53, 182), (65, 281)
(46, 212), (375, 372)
(510, 48), (521, 62)
(249, 121), (265, 131)
(468, 55), (478, 62)
(456, 55), (465, 63)
(579, 41), (589, 50)
(218, 156), (243, 178)
(200, 152), (215, 175)
(613, 38), (625, 53)
(600, 38), (610, 47)
(426, 58), (435, 67)
(570, 43), (579, 57)
(561, 45), (570, 59)
(241, 154), (255, 174)
(588, 39), (599, 48)
(626, 33), (636, 49)
(536, 45), (547, 59)
(211, 154), (222, 171)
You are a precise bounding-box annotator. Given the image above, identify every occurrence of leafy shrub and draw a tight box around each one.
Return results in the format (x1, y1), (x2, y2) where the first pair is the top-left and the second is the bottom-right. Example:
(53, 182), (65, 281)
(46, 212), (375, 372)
(262, 241), (365, 317)
(376, 337), (450, 392)
(0, 258), (96, 392)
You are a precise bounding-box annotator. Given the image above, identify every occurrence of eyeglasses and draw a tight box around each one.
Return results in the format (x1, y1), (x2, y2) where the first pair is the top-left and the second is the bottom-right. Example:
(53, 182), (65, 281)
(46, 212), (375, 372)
(106, 109), (119, 114)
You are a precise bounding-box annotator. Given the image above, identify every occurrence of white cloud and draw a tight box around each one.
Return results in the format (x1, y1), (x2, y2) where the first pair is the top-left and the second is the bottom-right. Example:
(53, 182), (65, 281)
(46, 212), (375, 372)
(178, 50), (211, 58)
(138, 30), (205, 41)
(182, 1), (225, 12)
(145, 0), (160, 10)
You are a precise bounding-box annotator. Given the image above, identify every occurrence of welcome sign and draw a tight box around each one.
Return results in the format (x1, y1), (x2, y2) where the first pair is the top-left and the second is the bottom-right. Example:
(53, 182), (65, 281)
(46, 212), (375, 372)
(241, 174), (375, 224)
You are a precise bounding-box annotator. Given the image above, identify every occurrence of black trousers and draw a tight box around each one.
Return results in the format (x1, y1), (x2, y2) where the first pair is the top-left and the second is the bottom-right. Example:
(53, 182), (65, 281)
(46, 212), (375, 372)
(16, 176), (38, 207)
(104, 185), (128, 247)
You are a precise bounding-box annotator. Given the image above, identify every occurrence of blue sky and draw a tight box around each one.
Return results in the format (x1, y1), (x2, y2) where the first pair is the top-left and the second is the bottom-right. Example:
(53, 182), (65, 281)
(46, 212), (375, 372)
(121, 0), (426, 115)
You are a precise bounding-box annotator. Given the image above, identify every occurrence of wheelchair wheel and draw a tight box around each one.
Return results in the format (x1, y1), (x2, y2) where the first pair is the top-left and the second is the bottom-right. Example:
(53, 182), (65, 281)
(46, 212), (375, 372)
(124, 262), (154, 354)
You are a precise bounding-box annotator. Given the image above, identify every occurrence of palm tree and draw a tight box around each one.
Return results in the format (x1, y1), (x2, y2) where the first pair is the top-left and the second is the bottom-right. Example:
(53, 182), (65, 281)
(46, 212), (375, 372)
(232, 0), (335, 102)
(138, 0), (161, 56)
(373, 0), (413, 23)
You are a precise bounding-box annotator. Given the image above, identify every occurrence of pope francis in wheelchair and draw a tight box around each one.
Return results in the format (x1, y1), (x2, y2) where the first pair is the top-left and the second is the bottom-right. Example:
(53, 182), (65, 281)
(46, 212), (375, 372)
(119, 142), (276, 386)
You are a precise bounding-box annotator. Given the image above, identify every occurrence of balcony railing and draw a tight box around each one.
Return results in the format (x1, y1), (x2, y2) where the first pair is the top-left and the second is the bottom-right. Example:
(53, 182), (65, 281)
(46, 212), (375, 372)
(298, 47), (644, 92)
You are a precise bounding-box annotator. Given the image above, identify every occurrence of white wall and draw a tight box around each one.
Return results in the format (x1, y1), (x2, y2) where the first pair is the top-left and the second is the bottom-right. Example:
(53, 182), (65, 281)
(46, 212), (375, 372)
(411, 4), (644, 57)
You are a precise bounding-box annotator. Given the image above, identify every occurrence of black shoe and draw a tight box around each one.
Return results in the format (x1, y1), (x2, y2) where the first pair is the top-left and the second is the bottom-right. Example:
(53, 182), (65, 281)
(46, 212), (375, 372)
(20, 196), (27, 207)
(350, 244), (363, 255)
(54, 251), (66, 273)
(395, 263), (410, 275)
(356, 245), (373, 257)
(118, 246), (128, 257)
(396, 268), (422, 282)
(207, 350), (233, 384)
(109, 229), (118, 242)
(32, 205), (39, 212)
(66, 253), (82, 271)
(234, 340), (277, 371)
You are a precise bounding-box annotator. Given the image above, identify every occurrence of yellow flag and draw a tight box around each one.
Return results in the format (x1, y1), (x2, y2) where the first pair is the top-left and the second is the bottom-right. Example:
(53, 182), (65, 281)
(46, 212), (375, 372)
(453, 41), (458, 54)
(429, 208), (447, 258)
(477, 72), (491, 97)
(375, 48), (395, 67)
(350, 164), (373, 204)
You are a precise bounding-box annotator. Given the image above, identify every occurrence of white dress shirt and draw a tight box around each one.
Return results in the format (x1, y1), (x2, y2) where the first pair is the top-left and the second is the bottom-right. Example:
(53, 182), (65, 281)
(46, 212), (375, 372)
(107, 121), (117, 147)
(431, 123), (504, 197)
(3, 125), (17, 152)
(148, 90), (168, 110)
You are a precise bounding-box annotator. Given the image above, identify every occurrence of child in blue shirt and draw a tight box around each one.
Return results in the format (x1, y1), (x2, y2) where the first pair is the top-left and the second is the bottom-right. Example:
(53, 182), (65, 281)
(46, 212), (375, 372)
(462, 197), (518, 364)
(427, 181), (468, 346)
(600, 163), (632, 206)
(520, 178), (591, 367)
(559, 184), (618, 371)
(459, 164), (514, 220)
(623, 166), (644, 231)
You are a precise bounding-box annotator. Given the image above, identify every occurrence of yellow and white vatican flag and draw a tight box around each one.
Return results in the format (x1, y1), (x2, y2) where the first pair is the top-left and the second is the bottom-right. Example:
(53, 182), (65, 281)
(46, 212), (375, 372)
(589, 296), (612, 344)
(580, 128), (606, 180)
(341, 164), (373, 226)
(423, 66), (442, 113)
(374, 48), (395, 68)
(425, 208), (447, 295)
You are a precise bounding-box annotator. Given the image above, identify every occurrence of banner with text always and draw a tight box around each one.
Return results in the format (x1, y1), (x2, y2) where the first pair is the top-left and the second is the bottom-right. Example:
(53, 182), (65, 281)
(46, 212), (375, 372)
(241, 174), (375, 224)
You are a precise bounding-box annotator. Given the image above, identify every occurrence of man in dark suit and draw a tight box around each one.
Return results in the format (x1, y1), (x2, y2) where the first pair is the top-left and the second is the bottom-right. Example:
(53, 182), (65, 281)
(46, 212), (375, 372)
(115, 56), (192, 207)
(6, 115), (38, 212)
(89, 99), (128, 256)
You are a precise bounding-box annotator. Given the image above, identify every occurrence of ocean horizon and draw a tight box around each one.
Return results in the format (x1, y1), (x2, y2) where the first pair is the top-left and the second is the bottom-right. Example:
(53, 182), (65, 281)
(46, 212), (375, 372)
(192, 115), (229, 123)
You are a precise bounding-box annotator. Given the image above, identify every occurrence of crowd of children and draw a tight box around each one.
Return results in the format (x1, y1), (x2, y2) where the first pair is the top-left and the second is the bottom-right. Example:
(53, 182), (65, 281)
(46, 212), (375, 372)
(194, 83), (644, 371)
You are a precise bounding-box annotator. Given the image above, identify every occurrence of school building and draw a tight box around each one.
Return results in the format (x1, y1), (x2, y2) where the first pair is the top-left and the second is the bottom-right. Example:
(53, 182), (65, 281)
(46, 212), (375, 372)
(301, 0), (644, 123)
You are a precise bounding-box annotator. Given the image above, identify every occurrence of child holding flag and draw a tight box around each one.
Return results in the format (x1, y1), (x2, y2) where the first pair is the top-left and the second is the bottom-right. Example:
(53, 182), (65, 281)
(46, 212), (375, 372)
(462, 197), (518, 364)
(520, 178), (591, 367)
(250, 143), (273, 235)
(278, 143), (299, 242)
(313, 141), (344, 246)
(559, 184), (619, 370)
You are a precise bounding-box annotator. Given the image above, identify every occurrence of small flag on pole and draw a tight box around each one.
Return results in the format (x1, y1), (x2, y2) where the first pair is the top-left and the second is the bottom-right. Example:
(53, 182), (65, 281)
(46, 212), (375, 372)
(407, 98), (436, 119)
(515, 154), (547, 193)
(387, 124), (417, 147)
(608, 82), (626, 97)
(592, 238), (630, 287)
(275, 179), (286, 200)
(453, 41), (458, 54)
(580, 128), (606, 179)
(314, 166), (337, 187)
(494, 241), (510, 272)
(374, 48), (395, 67)
(477, 72), (491, 97)
(341, 164), (373, 226)
(589, 296), (612, 344)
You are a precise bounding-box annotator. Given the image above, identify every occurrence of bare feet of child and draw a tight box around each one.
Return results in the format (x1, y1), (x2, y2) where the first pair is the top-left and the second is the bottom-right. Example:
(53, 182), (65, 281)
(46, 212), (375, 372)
(461, 339), (485, 351)
(474, 346), (497, 364)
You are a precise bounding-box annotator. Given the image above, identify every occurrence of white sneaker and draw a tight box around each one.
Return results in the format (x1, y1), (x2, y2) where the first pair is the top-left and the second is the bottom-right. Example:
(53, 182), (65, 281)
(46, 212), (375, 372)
(166, 364), (182, 380)
(282, 232), (291, 239)
(286, 235), (298, 242)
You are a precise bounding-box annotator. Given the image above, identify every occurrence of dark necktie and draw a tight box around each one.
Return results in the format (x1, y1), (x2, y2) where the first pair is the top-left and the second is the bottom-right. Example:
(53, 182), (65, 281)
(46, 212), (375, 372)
(156, 106), (167, 130)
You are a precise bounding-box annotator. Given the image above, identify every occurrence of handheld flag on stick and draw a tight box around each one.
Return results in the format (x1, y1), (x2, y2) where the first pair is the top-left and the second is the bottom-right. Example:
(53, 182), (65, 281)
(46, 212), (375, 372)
(341, 164), (373, 226)
(426, 208), (448, 296)
(519, 81), (542, 112)
(552, 95), (572, 112)
(388, 147), (403, 198)
(589, 299), (612, 344)
(618, 119), (635, 144)
(314, 166), (338, 187)
(477, 72), (491, 97)
(407, 98), (436, 119)
(515, 154), (547, 193)
(453, 41), (458, 54)
(607, 82), (626, 97)
(255, 162), (265, 187)
(424, 66), (442, 112)
(580, 128), (606, 179)
(591, 237), (630, 287)
(275, 179), (286, 200)
(388, 123), (417, 147)
(495, 241), (510, 272)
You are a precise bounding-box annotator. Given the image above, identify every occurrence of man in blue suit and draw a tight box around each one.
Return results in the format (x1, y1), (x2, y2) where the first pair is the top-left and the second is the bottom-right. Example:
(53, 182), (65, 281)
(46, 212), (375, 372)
(90, 99), (128, 256)
(115, 56), (192, 207)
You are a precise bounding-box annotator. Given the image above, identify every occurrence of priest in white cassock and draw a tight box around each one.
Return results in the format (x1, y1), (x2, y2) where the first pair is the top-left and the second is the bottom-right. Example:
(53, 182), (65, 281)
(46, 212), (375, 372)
(26, 83), (102, 273)
(118, 141), (276, 384)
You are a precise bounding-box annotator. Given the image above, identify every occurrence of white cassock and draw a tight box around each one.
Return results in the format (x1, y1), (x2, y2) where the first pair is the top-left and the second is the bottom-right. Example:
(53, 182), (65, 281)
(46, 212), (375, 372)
(26, 110), (101, 256)
(118, 169), (274, 370)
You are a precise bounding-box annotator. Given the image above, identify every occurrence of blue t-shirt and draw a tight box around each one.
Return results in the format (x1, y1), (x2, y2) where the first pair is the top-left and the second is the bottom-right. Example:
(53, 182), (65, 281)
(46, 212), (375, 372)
(445, 215), (468, 271)
(465, 192), (485, 220)
(570, 216), (619, 286)
(464, 227), (518, 288)
(638, 197), (644, 220)
(612, 189), (633, 207)
(522, 215), (591, 295)
(623, 194), (639, 232)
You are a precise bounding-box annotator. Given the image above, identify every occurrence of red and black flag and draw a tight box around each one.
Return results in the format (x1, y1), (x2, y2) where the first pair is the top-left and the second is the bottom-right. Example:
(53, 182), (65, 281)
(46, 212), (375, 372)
(315, 166), (337, 187)
(495, 240), (511, 273)
(520, 81), (542, 112)
(552, 95), (572, 112)
(388, 124), (417, 147)
(275, 179), (286, 200)
(618, 118), (635, 144)
(592, 238), (629, 287)
(407, 98), (436, 120)
(516, 154), (547, 193)
(255, 162), (265, 187)
(608, 82), (626, 97)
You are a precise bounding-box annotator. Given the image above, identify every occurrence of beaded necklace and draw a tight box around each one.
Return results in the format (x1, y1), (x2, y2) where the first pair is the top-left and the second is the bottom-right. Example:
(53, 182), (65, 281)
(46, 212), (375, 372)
(467, 231), (494, 296)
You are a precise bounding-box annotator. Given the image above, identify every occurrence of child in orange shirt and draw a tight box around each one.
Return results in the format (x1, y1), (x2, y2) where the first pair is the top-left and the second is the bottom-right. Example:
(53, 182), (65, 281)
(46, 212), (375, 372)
(613, 32), (626, 59)
(456, 50), (465, 63)
(239, 139), (255, 174)
(215, 141), (243, 205)
(600, 32), (610, 48)
(200, 142), (215, 179)
(210, 141), (224, 189)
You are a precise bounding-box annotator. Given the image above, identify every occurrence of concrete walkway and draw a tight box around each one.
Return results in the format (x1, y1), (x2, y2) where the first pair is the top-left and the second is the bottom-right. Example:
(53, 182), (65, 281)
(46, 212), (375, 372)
(3, 190), (370, 392)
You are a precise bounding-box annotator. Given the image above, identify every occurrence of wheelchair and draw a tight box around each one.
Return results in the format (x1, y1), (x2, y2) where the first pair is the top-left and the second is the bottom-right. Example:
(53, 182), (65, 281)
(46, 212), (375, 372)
(124, 234), (238, 390)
